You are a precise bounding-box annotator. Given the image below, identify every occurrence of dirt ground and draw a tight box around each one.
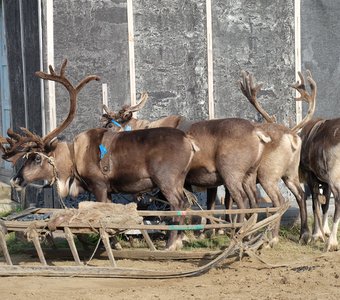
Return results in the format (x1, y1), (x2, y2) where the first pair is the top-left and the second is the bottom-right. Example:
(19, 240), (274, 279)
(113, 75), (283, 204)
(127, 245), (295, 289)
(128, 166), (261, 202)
(1, 238), (340, 300)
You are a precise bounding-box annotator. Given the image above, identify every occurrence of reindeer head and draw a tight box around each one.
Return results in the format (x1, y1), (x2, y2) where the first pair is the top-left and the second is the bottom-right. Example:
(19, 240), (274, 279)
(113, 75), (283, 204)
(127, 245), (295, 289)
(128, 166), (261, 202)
(101, 92), (148, 131)
(1, 59), (100, 189)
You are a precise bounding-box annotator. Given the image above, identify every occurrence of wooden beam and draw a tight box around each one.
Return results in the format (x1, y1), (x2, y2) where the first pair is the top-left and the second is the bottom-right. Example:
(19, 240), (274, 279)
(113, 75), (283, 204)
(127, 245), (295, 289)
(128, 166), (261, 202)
(127, 0), (136, 108)
(206, 0), (214, 119)
(295, 0), (302, 124)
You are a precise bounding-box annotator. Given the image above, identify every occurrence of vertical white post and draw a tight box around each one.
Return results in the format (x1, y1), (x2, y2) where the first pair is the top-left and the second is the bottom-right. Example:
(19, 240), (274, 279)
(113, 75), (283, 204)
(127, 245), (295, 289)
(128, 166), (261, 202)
(46, 0), (55, 132)
(38, 0), (46, 135)
(294, 0), (302, 123)
(102, 83), (108, 112)
(206, 0), (214, 119)
(127, 0), (136, 107)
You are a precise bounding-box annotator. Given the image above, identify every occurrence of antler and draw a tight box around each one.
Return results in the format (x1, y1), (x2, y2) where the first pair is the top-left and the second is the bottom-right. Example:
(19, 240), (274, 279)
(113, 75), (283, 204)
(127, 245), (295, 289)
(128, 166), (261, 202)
(101, 92), (148, 124)
(35, 59), (100, 145)
(239, 70), (276, 123)
(290, 70), (317, 133)
(0, 59), (100, 162)
(124, 92), (149, 113)
(0, 128), (44, 162)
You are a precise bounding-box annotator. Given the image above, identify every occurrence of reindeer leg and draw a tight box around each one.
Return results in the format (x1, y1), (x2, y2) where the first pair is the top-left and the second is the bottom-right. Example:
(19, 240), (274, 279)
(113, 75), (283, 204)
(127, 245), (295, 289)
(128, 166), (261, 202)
(92, 186), (112, 203)
(243, 173), (258, 209)
(223, 178), (247, 225)
(309, 182), (324, 242)
(224, 187), (233, 223)
(160, 186), (189, 251)
(321, 184), (331, 236)
(283, 177), (311, 244)
(327, 186), (340, 251)
(258, 179), (285, 247)
(206, 187), (218, 236)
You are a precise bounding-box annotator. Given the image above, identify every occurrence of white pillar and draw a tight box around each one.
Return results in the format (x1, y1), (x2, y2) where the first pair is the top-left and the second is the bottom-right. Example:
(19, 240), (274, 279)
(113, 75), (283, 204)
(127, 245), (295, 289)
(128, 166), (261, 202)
(206, 0), (214, 119)
(294, 0), (302, 123)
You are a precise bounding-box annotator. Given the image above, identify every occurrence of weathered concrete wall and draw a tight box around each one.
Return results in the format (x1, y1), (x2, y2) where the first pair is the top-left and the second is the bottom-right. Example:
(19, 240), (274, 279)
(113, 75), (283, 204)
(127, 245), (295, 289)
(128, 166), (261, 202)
(134, 0), (209, 121)
(50, 0), (296, 135)
(301, 0), (340, 119)
(213, 0), (296, 125)
(52, 0), (130, 139)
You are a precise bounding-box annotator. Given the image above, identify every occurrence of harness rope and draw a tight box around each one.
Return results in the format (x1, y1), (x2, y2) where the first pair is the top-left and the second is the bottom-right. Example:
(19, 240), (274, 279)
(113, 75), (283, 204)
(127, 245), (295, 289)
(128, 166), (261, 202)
(24, 152), (66, 208)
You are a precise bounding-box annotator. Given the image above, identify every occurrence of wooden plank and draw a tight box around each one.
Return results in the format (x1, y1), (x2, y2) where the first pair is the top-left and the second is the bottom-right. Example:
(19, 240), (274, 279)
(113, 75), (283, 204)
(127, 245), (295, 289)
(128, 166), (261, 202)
(206, 0), (214, 119)
(22, 248), (221, 261)
(30, 229), (47, 266)
(141, 230), (157, 251)
(0, 225), (12, 265)
(4, 207), (40, 221)
(100, 228), (117, 267)
(3, 221), (243, 231)
(35, 206), (280, 216)
(127, 0), (136, 107)
(64, 227), (82, 265)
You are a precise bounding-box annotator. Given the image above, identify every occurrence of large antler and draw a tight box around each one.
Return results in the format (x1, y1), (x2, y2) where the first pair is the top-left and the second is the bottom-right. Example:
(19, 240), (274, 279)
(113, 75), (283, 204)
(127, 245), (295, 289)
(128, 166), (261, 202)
(124, 92), (149, 113)
(0, 59), (100, 162)
(0, 128), (44, 162)
(290, 70), (317, 133)
(239, 70), (276, 123)
(102, 92), (148, 124)
(36, 59), (100, 145)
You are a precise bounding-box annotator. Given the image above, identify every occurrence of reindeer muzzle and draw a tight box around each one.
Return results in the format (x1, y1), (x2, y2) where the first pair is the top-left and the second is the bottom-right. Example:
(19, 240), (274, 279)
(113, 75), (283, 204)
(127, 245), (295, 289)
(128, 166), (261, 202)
(10, 176), (26, 190)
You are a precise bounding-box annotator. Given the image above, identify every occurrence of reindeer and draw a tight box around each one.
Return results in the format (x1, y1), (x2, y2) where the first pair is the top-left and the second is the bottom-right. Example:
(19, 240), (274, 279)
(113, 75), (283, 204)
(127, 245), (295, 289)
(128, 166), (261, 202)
(101, 93), (272, 226)
(299, 116), (340, 251)
(0, 60), (199, 251)
(239, 70), (317, 245)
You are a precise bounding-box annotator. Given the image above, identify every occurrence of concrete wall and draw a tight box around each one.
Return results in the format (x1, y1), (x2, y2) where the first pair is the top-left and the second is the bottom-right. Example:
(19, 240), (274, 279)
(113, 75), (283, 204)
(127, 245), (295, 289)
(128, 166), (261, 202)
(48, 0), (296, 140)
(50, 0), (130, 140)
(134, 0), (209, 121)
(301, 0), (340, 119)
(213, 0), (295, 125)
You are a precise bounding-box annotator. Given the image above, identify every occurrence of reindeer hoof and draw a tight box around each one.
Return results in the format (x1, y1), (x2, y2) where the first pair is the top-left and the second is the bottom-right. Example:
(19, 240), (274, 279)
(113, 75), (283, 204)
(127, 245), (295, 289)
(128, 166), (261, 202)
(312, 233), (325, 243)
(165, 238), (183, 251)
(269, 236), (279, 248)
(299, 232), (311, 245)
(326, 241), (339, 252)
(217, 229), (225, 235)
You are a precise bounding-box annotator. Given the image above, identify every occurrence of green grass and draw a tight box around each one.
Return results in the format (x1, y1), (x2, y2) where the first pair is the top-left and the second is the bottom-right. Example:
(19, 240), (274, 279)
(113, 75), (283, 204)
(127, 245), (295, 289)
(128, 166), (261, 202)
(183, 233), (230, 250)
(4, 232), (33, 254)
(0, 206), (23, 218)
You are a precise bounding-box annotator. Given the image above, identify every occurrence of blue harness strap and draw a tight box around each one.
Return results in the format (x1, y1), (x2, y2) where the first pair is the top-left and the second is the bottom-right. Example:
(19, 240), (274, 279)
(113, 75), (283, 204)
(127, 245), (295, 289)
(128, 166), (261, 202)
(111, 119), (132, 131)
(111, 119), (122, 128)
(99, 144), (108, 160)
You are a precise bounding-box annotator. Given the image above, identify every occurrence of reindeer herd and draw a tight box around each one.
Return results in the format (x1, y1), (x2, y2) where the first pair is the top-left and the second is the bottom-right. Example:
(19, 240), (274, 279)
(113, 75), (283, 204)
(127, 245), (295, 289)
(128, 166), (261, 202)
(0, 59), (339, 252)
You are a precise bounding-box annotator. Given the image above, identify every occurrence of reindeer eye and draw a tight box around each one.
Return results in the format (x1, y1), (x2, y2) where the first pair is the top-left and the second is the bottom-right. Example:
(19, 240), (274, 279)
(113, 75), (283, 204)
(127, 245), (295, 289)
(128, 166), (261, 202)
(35, 154), (42, 163)
(107, 123), (113, 128)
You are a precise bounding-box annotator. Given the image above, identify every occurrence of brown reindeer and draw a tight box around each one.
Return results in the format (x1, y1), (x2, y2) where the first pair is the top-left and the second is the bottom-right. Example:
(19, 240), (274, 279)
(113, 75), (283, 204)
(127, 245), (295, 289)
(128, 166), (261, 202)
(239, 70), (317, 245)
(299, 117), (340, 251)
(101, 95), (272, 225)
(0, 60), (199, 250)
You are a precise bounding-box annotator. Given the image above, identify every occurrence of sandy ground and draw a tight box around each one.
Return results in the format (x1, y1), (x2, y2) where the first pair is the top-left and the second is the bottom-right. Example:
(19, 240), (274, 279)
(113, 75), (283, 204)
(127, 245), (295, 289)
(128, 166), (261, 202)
(1, 238), (340, 300)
